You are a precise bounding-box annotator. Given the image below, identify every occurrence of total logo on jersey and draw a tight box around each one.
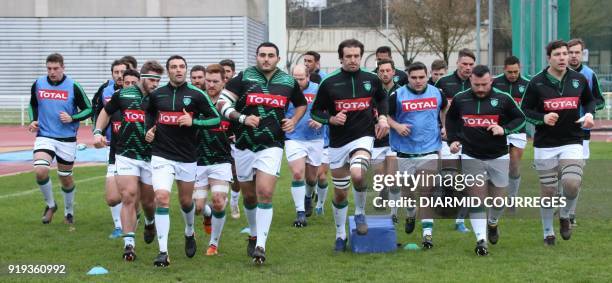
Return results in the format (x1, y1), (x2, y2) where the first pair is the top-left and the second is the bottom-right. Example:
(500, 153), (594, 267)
(462, 115), (499, 127)
(401, 97), (438, 112)
(543, 97), (579, 111)
(246, 93), (287, 108)
(38, 89), (68, 100)
(124, 110), (145, 122)
(210, 120), (231, 132)
(158, 111), (193, 125)
(304, 93), (316, 104)
(334, 97), (371, 112)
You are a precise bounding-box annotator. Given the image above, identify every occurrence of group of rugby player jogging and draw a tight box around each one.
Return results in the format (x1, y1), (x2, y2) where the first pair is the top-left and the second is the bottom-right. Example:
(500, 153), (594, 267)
(28, 36), (604, 265)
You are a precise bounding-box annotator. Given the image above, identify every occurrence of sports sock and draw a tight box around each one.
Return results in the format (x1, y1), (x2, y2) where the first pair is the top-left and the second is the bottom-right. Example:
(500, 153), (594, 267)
(230, 190), (240, 206)
(181, 202), (195, 237)
(210, 209), (226, 247)
(111, 202), (123, 229)
(155, 207), (170, 253)
(422, 219), (434, 237)
(389, 190), (400, 215)
(469, 207), (487, 242)
(244, 202), (257, 237)
(488, 207), (504, 225)
(291, 180), (306, 212)
(123, 232), (135, 248)
(333, 200), (348, 240)
(38, 177), (55, 207)
(541, 207), (555, 238)
(61, 186), (75, 216)
(316, 181), (328, 208)
(353, 186), (367, 215)
(507, 175), (521, 197)
(255, 203), (273, 250)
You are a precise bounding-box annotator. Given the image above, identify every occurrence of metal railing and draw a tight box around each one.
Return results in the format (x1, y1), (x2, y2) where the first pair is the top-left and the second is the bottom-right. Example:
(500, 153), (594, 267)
(0, 95), (91, 126)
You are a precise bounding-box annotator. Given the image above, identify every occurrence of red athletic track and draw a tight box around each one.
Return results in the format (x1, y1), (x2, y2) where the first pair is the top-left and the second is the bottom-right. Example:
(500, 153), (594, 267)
(0, 122), (610, 176)
(0, 125), (95, 176)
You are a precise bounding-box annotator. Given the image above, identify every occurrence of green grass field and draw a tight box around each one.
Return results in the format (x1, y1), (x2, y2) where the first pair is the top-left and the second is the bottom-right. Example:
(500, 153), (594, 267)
(1, 142), (612, 282)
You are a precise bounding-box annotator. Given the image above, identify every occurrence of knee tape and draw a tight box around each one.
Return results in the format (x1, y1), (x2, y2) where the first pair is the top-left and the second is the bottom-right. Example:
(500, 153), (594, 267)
(560, 163), (583, 182)
(538, 171), (558, 188)
(332, 176), (351, 190)
(33, 159), (51, 168)
(349, 154), (370, 171)
(211, 184), (229, 194)
(57, 169), (73, 177)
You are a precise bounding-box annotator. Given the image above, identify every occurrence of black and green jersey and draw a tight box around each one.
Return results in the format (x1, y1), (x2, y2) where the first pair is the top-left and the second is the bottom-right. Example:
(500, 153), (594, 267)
(225, 66), (307, 152)
(197, 100), (232, 166)
(104, 86), (151, 162)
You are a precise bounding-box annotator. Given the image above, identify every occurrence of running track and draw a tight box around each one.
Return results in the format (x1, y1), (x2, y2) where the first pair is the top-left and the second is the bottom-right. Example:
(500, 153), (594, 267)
(1, 122), (611, 176)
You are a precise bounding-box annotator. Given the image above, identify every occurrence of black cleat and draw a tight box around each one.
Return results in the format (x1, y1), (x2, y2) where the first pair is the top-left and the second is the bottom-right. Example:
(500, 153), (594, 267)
(354, 214), (368, 235)
(422, 235), (434, 249)
(42, 205), (57, 224)
(247, 236), (257, 257)
(334, 237), (347, 252)
(305, 196), (313, 217)
(252, 246), (266, 265)
(185, 234), (197, 258)
(293, 211), (307, 228)
(64, 213), (74, 225)
(560, 218), (572, 240)
(488, 223), (499, 245)
(474, 239), (489, 256)
(143, 223), (156, 244)
(404, 217), (416, 234)
(544, 235), (556, 246)
(123, 245), (136, 262)
(153, 252), (170, 267)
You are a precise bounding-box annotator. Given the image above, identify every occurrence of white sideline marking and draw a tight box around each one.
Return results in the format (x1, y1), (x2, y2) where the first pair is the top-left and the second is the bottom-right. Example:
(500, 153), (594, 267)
(0, 175), (104, 200)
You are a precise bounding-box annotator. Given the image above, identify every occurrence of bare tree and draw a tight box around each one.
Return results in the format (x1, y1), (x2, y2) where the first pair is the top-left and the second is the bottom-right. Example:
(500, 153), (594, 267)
(286, 0), (314, 71)
(406, 0), (476, 63)
(286, 29), (312, 71)
(371, 0), (424, 67)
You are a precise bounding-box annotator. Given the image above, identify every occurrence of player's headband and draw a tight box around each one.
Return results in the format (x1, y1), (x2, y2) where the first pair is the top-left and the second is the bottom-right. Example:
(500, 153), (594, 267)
(141, 74), (161, 79)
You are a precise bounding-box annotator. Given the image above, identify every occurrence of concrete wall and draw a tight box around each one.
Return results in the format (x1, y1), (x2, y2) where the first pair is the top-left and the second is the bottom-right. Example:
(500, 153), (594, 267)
(0, 0), (266, 22)
(287, 28), (490, 73)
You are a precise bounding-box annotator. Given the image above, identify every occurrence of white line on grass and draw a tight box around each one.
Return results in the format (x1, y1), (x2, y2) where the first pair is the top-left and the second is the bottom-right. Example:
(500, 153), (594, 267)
(0, 175), (105, 200)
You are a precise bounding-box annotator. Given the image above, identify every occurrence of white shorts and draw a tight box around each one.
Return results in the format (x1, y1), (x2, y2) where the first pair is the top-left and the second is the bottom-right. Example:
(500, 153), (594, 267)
(285, 139), (324, 166)
(582, 140), (590, 159)
(151, 155), (197, 191)
(533, 144), (584, 171)
(33, 137), (76, 164)
(461, 154), (510, 188)
(106, 163), (117, 178)
(234, 147), (283, 182)
(329, 136), (374, 170)
(321, 147), (329, 164)
(440, 142), (461, 160)
(397, 153), (438, 175)
(115, 155), (153, 185)
(230, 144), (238, 159)
(371, 146), (397, 165)
(507, 133), (527, 149)
(195, 163), (233, 188)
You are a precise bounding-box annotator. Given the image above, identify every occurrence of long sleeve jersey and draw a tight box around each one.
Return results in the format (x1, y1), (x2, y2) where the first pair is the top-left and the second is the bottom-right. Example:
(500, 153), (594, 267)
(310, 68), (388, 148)
(446, 88), (525, 159)
(143, 82), (220, 163)
(521, 67), (595, 148)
